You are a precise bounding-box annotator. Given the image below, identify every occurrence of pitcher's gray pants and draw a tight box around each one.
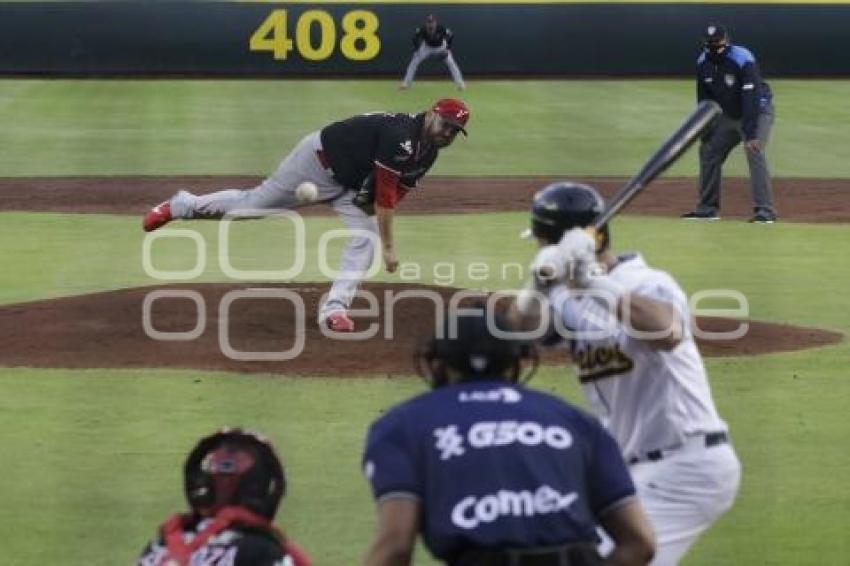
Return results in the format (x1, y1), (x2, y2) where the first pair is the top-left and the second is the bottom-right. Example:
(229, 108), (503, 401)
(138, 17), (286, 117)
(169, 131), (378, 322)
(696, 107), (776, 216)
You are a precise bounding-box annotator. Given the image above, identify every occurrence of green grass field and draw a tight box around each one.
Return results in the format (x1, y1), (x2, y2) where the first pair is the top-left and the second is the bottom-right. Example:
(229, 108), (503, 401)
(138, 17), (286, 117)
(0, 79), (848, 565)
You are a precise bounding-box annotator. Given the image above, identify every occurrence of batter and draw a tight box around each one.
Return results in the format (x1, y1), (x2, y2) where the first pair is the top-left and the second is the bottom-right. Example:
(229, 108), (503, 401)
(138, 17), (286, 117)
(513, 182), (741, 566)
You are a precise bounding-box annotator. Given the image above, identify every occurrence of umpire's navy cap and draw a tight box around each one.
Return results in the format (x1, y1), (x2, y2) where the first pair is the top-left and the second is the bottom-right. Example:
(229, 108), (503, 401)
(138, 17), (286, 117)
(704, 24), (728, 44)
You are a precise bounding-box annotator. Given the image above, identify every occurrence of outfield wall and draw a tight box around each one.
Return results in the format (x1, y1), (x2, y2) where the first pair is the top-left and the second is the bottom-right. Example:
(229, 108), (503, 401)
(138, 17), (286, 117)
(0, 1), (847, 76)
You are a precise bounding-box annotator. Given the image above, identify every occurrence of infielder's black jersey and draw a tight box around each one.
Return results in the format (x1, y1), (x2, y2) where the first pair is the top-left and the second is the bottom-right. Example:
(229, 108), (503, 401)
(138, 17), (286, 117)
(413, 24), (454, 48)
(320, 112), (439, 190)
(137, 520), (295, 566)
(697, 45), (773, 140)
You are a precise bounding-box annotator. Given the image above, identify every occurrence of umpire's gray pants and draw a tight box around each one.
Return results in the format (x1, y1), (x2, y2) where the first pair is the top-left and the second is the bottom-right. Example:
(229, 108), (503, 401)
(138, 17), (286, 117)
(695, 107), (776, 216)
(170, 131), (379, 322)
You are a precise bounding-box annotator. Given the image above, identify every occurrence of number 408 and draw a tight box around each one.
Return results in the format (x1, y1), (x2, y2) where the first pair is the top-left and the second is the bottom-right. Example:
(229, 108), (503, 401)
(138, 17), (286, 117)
(250, 9), (380, 62)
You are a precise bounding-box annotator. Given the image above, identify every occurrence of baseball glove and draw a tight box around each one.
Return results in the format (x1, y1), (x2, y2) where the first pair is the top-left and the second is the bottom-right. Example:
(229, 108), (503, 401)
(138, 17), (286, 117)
(352, 172), (376, 215)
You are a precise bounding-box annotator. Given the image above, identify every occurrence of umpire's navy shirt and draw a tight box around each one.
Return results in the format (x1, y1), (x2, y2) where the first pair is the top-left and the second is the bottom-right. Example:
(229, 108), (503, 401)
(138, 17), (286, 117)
(697, 44), (773, 140)
(362, 380), (636, 563)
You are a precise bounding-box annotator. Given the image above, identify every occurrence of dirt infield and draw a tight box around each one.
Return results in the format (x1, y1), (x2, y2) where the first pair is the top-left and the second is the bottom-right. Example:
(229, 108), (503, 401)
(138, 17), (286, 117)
(1, 175), (849, 222)
(0, 283), (841, 376)
(0, 175), (845, 375)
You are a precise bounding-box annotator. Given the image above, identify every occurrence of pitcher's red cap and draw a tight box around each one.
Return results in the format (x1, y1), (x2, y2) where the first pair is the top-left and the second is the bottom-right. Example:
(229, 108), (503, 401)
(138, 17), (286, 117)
(432, 98), (470, 135)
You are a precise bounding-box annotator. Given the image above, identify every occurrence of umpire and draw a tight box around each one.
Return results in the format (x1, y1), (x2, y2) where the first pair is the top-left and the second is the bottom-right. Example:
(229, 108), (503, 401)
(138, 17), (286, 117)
(361, 306), (655, 566)
(682, 24), (778, 223)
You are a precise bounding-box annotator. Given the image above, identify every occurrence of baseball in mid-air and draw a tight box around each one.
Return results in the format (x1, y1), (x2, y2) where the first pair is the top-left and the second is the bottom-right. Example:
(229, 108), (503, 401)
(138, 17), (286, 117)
(295, 181), (319, 203)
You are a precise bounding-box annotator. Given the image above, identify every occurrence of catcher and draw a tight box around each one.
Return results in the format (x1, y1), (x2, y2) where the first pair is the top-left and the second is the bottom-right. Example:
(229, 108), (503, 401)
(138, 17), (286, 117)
(136, 427), (311, 566)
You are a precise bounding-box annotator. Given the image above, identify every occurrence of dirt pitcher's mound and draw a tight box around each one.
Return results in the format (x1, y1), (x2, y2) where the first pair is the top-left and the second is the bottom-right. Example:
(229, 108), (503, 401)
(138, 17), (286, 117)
(0, 283), (842, 376)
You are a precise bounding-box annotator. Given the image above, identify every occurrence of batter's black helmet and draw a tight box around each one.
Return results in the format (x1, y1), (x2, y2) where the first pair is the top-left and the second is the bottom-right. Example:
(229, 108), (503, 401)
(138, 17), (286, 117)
(184, 427), (286, 520)
(528, 182), (609, 250)
(415, 305), (537, 388)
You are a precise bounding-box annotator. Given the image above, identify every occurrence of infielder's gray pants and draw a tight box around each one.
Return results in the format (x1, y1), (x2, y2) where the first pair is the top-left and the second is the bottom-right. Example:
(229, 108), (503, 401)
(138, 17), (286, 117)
(696, 107), (776, 216)
(170, 131), (378, 321)
(402, 44), (465, 89)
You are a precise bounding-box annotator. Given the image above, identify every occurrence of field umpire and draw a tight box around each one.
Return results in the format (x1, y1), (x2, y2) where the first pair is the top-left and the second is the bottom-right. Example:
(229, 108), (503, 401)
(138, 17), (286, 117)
(361, 307), (655, 566)
(682, 24), (778, 223)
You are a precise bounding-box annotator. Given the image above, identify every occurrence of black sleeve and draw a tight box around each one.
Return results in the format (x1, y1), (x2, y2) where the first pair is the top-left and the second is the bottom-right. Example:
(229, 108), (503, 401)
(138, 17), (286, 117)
(412, 28), (423, 49)
(739, 61), (763, 140)
(233, 533), (286, 566)
(444, 27), (454, 48)
(696, 63), (710, 103)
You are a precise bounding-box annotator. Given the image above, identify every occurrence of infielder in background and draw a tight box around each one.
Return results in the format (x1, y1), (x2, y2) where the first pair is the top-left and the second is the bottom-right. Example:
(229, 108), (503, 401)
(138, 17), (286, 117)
(362, 307), (655, 566)
(400, 14), (466, 91)
(143, 98), (470, 332)
(512, 182), (741, 566)
(136, 427), (311, 566)
(682, 23), (778, 223)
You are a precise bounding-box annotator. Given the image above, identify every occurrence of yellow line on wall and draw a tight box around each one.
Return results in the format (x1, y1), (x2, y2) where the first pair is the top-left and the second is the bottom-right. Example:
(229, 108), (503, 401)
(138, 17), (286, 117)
(238, 0), (850, 5)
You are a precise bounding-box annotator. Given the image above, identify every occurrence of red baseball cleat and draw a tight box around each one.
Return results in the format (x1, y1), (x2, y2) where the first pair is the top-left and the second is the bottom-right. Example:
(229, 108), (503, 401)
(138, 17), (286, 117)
(325, 310), (355, 332)
(143, 201), (173, 232)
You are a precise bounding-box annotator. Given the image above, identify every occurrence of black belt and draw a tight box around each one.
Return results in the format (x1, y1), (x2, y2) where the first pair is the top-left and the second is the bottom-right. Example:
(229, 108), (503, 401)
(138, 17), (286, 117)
(454, 543), (602, 566)
(628, 431), (729, 465)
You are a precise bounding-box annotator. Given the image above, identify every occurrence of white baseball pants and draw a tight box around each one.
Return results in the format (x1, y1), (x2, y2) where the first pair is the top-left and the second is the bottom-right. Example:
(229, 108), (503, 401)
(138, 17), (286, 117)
(630, 440), (741, 565)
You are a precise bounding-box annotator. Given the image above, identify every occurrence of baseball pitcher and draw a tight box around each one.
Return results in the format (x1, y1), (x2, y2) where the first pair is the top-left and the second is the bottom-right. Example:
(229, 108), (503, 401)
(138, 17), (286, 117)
(143, 99), (470, 332)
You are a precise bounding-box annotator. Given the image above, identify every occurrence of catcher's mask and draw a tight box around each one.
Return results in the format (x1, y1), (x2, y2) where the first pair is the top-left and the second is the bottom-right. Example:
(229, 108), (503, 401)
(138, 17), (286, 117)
(703, 23), (729, 55)
(184, 428), (286, 520)
(526, 181), (610, 252)
(414, 305), (538, 388)
(431, 98), (470, 136)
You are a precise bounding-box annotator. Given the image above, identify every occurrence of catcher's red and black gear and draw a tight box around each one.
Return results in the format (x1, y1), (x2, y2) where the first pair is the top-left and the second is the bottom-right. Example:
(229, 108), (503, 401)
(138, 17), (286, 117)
(184, 427), (285, 519)
(136, 427), (311, 566)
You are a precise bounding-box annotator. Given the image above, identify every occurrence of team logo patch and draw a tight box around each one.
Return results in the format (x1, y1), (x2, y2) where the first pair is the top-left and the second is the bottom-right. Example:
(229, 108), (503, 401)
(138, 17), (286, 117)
(451, 485), (579, 530)
(574, 343), (635, 383)
(724, 74), (736, 87)
(433, 421), (573, 461)
(459, 387), (521, 403)
(399, 140), (413, 154)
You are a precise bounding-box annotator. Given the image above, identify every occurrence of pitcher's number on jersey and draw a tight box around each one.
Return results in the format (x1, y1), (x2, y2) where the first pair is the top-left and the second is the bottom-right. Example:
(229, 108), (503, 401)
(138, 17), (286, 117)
(250, 9), (380, 62)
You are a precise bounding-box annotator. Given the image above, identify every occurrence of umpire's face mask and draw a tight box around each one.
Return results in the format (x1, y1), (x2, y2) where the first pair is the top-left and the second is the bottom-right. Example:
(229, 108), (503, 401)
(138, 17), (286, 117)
(705, 40), (728, 62)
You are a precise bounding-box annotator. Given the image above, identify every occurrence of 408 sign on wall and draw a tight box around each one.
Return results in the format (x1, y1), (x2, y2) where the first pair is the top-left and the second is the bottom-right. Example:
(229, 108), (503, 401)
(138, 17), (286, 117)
(1, 2), (847, 76)
(248, 9), (381, 62)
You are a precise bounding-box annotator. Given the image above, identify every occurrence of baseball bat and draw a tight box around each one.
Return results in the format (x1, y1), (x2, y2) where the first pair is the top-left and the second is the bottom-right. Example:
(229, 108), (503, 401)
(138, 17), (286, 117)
(593, 100), (721, 228)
